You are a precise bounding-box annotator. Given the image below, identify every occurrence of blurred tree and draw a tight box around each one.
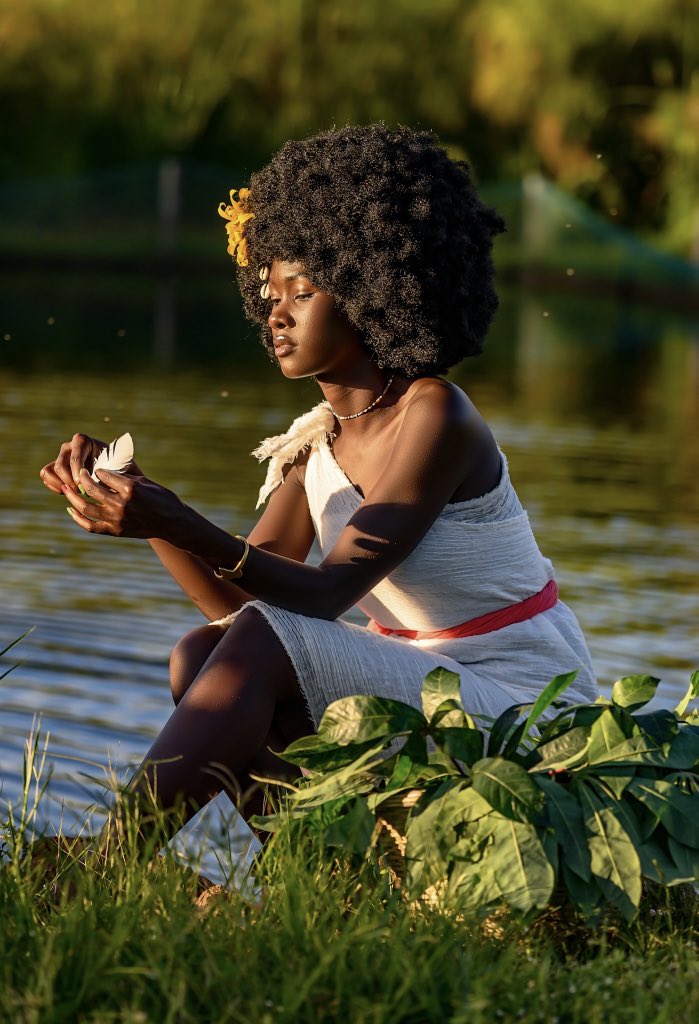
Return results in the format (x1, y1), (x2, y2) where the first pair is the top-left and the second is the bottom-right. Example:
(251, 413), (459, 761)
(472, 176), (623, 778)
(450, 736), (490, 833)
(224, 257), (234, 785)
(0, 0), (696, 253)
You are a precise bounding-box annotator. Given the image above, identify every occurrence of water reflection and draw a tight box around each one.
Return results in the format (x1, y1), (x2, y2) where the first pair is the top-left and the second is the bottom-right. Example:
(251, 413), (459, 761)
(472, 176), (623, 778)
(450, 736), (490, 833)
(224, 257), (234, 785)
(1, 272), (698, 862)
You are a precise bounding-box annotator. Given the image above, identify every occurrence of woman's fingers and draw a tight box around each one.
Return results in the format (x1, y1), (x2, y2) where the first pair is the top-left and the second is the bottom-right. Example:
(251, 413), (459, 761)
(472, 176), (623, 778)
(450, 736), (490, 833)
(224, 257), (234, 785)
(64, 503), (110, 534)
(39, 463), (64, 495)
(93, 467), (139, 494)
(63, 466), (179, 541)
(77, 467), (118, 501)
(44, 433), (104, 493)
(66, 468), (137, 536)
(68, 433), (99, 487)
(51, 442), (80, 492)
(63, 484), (114, 532)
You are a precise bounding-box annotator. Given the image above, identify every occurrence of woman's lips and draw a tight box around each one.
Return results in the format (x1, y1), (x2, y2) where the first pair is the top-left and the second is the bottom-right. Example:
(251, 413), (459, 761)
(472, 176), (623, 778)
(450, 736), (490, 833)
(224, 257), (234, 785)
(274, 340), (295, 357)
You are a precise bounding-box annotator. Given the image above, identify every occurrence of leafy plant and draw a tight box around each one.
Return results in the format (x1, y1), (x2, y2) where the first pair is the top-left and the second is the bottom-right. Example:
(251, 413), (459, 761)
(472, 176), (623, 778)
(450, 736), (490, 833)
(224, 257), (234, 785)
(254, 668), (699, 923)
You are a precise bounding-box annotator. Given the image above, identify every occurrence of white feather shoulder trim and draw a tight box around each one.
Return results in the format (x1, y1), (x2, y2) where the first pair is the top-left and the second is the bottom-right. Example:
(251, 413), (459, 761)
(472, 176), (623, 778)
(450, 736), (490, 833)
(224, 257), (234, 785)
(251, 401), (336, 508)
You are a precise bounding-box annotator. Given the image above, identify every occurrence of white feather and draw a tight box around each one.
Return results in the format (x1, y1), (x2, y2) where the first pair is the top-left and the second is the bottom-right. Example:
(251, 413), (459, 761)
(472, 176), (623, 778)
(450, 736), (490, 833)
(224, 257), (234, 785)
(90, 432), (135, 481)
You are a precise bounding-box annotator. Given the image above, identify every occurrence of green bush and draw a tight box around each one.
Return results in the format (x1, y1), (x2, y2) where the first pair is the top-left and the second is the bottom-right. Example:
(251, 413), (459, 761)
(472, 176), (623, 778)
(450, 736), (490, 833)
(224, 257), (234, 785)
(257, 668), (699, 924)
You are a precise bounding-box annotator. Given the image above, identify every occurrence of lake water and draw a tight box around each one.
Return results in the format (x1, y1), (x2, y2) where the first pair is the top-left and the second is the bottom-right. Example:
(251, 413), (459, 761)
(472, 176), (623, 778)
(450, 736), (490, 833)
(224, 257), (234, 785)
(1, 271), (698, 873)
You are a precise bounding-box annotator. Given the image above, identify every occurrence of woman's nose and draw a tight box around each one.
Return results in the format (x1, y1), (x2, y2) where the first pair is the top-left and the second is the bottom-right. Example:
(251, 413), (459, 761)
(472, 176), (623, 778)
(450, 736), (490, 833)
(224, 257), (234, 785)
(268, 303), (292, 330)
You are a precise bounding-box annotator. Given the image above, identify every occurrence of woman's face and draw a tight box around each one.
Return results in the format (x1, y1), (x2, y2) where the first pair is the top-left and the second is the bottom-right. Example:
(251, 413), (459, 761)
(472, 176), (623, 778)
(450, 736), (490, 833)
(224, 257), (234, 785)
(266, 260), (366, 379)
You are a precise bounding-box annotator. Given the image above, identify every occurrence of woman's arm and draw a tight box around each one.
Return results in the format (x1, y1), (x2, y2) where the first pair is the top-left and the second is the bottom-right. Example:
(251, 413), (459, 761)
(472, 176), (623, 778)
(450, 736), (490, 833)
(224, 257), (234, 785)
(66, 384), (498, 620)
(40, 431), (316, 622)
(147, 464), (315, 621)
(146, 541), (244, 621)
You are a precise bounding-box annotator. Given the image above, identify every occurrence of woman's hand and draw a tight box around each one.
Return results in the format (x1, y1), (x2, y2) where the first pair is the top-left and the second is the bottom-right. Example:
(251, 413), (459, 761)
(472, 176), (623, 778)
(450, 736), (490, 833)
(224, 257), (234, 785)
(39, 432), (108, 495)
(63, 468), (188, 541)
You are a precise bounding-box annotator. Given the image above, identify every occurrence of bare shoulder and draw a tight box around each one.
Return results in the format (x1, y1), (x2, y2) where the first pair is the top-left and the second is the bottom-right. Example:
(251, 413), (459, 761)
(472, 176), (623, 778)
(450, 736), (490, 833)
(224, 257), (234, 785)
(401, 377), (485, 438)
(398, 377), (500, 497)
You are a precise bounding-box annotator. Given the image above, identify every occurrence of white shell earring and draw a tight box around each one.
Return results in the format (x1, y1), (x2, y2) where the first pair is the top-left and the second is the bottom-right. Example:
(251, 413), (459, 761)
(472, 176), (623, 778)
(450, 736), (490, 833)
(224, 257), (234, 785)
(260, 282), (270, 299)
(259, 265), (270, 281)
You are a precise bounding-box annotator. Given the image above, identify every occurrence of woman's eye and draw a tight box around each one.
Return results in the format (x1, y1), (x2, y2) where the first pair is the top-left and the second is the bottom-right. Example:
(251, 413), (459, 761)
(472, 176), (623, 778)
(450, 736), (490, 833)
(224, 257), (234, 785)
(295, 292), (314, 301)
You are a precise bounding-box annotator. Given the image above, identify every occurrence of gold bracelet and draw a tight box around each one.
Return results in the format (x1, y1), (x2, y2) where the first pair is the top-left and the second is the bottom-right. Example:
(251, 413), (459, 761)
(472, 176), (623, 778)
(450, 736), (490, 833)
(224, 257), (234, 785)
(213, 535), (250, 580)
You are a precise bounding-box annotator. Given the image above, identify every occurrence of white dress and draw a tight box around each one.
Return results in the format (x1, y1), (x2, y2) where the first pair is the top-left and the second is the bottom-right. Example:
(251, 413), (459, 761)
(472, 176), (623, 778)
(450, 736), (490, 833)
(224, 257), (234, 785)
(217, 403), (598, 727)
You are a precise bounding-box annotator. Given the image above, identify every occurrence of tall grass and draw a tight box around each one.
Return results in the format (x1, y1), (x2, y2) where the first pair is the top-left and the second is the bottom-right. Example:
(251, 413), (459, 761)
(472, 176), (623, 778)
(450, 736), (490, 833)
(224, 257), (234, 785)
(1, 724), (698, 1024)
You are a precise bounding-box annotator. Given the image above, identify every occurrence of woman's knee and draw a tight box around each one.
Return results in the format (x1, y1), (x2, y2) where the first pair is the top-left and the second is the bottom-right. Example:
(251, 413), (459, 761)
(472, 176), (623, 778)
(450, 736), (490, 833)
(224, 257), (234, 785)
(169, 623), (228, 705)
(218, 606), (300, 702)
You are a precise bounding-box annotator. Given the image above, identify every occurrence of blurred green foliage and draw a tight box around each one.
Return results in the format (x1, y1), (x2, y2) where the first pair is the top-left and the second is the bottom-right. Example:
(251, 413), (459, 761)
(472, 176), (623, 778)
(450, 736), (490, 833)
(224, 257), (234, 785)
(0, 0), (697, 253)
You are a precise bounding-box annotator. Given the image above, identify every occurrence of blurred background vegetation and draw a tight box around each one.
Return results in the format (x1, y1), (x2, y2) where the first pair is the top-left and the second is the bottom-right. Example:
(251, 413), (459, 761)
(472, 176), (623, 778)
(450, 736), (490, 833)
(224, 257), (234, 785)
(0, 0), (697, 259)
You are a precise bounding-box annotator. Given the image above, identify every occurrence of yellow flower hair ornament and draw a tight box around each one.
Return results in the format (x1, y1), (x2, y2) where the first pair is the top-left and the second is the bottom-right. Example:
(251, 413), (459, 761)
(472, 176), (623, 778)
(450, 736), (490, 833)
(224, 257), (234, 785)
(218, 187), (254, 267)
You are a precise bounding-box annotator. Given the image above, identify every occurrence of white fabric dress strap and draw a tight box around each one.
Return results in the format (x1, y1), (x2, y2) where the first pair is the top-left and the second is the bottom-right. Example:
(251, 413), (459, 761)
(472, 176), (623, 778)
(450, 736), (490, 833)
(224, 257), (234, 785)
(252, 401), (336, 508)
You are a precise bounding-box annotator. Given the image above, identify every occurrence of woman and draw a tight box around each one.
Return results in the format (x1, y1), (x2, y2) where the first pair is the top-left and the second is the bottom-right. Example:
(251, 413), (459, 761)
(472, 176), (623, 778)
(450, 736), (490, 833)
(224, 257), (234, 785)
(40, 125), (597, 839)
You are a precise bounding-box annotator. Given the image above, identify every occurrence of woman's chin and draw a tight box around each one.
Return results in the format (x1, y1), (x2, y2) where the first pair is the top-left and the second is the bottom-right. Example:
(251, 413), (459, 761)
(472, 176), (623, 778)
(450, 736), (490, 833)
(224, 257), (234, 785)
(275, 359), (315, 381)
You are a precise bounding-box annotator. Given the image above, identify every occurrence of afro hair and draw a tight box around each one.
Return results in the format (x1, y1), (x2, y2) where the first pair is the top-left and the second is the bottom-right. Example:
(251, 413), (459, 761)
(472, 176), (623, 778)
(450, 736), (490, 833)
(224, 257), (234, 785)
(229, 124), (506, 377)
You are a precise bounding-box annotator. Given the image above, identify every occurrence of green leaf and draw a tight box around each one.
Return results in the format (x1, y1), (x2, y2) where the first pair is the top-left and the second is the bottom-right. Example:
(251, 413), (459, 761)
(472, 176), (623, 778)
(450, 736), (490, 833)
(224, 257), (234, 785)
(611, 674), (660, 711)
(631, 710), (679, 746)
(585, 724), (686, 769)
(471, 757), (545, 823)
(502, 720), (530, 760)
(471, 815), (556, 913)
(636, 836), (695, 885)
(667, 837), (699, 884)
(575, 780), (642, 922)
(534, 775), (591, 881)
(586, 708), (631, 764)
(674, 670), (699, 718)
(318, 695), (427, 745)
(421, 668), (463, 721)
(292, 771), (378, 811)
(487, 704), (529, 757)
(324, 798), (375, 854)
(540, 824), (559, 878)
(530, 726), (591, 773)
(248, 813), (282, 834)
(384, 732), (429, 792)
(666, 727), (699, 770)
(290, 742), (387, 810)
(431, 726), (484, 767)
(0, 627), (35, 659)
(521, 670), (580, 741)
(299, 794), (360, 829)
(538, 703), (604, 745)
(592, 768), (635, 799)
(427, 750), (463, 776)
(449, 786), (492, 825)
(404, 781), (469, 894)
(448, 812), (506, 910)
(280, 733), (381, 771)
(429, 699), (473, 729)
(595, 788), (644, 847)
(447, 851), (501, 911)
(627, 777), (699, 848)
(561, 862), (605, 921)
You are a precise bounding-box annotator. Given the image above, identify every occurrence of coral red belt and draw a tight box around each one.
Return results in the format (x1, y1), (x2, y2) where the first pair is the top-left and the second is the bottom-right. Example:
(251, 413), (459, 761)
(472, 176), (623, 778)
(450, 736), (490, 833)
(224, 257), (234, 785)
(367, 580), (559, 641)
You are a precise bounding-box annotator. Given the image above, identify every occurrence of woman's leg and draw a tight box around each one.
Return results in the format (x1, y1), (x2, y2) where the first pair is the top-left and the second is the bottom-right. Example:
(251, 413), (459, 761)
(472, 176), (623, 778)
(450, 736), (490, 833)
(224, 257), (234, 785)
(168, 621), (305, 826)
(119, 607), (312, 846)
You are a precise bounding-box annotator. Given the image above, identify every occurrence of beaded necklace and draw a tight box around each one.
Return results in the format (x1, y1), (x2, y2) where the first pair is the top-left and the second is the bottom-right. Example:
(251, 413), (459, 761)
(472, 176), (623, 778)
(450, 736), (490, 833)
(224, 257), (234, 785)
(330, 374), (395, 421)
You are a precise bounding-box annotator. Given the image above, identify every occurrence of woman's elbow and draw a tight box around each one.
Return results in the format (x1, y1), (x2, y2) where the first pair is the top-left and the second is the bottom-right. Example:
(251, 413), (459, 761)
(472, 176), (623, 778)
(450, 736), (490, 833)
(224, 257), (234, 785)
(302, 575), (360, 621)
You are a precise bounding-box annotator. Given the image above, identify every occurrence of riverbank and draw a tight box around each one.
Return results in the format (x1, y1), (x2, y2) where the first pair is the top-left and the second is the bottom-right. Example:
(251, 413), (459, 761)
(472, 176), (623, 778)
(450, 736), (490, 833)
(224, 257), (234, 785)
(2, 814), (697, 1024)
